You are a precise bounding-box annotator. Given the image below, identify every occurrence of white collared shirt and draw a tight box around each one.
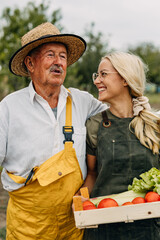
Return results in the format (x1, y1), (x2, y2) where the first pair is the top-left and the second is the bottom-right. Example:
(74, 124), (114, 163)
(0, 82), (107, 191)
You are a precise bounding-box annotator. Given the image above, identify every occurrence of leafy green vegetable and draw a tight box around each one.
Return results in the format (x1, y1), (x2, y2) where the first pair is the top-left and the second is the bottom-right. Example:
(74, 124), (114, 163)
(128, 167), (160, 194)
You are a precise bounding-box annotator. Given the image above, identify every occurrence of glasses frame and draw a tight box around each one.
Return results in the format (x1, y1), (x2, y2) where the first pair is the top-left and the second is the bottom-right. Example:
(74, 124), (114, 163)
(92, 72), (118, 82)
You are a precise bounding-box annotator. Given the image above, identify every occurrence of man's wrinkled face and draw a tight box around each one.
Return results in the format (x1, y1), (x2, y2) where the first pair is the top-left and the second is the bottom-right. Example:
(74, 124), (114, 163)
(26, 42), (68, 88)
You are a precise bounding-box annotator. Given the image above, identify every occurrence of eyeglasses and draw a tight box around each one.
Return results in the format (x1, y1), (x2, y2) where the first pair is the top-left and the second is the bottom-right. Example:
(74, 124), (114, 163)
(92, 71), (118, 82)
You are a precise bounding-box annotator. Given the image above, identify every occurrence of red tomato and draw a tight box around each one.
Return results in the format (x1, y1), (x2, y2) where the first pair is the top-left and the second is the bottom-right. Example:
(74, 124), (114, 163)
(83, 200), (97, 210)
(122, 202), (134, 206)
(97, 198), (119, 208)
(132, 197), (146, 204)
(144, 191), (160, 202)
(83, 204), (97, 210)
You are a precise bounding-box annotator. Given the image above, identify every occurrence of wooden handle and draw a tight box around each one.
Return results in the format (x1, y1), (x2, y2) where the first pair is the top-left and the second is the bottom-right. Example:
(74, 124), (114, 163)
(73, 196), (83, 211)
(80, 187), (90, 199)
(73, 187), (90, 211)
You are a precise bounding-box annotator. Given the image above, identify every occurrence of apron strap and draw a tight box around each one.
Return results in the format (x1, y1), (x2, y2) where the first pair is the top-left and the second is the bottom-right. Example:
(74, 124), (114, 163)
(7, 171), (27, 184)
(102, 110), (111, 128)
(6, 167), (38, 185)
(63, 95), (74, 143)
(65, 95), (72, 126)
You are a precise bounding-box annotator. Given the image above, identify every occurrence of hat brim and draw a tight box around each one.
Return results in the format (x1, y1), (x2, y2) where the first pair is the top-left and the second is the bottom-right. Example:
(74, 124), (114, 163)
(9, 34), (86, 77)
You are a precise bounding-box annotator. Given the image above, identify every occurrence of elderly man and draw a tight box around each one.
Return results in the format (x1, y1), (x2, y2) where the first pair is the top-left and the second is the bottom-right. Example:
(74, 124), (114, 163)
(0, 22), (106, 240)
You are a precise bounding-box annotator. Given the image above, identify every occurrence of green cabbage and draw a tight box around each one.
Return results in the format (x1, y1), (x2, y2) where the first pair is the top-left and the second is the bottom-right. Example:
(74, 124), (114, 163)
(128, 167), (160, 194)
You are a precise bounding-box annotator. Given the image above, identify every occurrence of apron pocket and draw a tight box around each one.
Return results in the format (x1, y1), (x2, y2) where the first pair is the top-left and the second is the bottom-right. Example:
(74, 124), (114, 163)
(112, 139), (147, 177)
(35, 148), (76, 186)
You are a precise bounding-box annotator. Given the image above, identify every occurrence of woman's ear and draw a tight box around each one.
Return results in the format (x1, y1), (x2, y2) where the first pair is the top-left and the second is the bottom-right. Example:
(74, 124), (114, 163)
(24, 56), (34, 73)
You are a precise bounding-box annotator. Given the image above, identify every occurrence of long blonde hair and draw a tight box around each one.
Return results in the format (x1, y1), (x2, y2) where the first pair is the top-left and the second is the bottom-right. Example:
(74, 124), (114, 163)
(103, 51), (160, 154)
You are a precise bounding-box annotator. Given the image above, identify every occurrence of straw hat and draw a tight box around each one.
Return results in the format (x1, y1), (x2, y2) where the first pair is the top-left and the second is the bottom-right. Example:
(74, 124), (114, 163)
(9, 22), (86, 77)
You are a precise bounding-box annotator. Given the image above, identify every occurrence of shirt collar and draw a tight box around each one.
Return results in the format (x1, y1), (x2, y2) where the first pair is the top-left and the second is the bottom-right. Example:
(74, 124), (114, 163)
(29, 81), (36, 104)
(60, 85), (72, 99)
(28, 81), (73, 105)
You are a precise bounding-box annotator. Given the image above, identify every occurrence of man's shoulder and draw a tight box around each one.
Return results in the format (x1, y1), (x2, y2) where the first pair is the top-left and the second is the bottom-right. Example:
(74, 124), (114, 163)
(68, 87), (93, 97)
(68, 87), (103, 107)
(3, 87), (28, 98)
(1, 87), (29, 105)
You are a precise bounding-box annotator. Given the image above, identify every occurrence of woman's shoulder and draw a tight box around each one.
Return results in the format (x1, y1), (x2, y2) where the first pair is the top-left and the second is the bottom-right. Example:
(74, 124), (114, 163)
(86, 109), (114, 126)
(86, 110), (112, 153)
(86, 111), (103, 129)
(86, 111), (104, 152)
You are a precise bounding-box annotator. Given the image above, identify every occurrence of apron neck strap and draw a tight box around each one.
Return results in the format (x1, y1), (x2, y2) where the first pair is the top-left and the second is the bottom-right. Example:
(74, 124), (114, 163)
(102, 110), (111, 128)
(63, 95), (74, 143)
(65, 96), (72, 126)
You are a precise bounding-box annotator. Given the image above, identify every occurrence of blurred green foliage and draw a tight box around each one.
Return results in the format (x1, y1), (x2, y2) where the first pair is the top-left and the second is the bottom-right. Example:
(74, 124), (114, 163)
(0, 227), (6, 240)
(129, 43), (160, 88)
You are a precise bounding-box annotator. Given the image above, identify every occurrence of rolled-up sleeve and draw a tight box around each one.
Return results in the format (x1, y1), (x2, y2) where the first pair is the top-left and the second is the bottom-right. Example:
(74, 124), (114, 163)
(88, 95), (107, 119)
(86, 113), (102, 156)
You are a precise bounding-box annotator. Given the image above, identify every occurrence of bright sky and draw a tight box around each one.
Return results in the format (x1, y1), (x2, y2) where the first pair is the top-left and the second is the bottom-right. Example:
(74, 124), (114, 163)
(1, 0), (160, 50)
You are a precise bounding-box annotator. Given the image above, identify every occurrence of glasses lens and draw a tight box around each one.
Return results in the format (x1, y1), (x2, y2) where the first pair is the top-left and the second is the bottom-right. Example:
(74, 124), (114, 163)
(92, 73), (98, 81)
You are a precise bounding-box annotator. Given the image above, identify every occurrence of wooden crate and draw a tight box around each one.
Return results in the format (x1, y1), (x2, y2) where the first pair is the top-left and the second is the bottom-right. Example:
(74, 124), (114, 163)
(73, 188), (160, 229)
(74, 201), (160, 229)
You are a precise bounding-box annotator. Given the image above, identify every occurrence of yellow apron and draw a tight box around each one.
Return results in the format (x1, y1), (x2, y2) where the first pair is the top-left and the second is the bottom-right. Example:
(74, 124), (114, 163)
(6, 96), (84, 240)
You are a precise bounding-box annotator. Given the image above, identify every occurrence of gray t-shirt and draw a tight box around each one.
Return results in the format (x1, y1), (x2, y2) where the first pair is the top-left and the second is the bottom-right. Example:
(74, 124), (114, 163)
(52, 107), (57, 119)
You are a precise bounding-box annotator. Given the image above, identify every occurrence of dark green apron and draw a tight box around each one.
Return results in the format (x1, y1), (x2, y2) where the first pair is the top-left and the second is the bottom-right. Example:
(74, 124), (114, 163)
(84, 110), (160, 240)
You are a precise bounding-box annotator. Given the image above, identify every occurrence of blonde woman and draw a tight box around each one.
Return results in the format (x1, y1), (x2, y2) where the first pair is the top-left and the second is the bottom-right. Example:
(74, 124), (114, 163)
(84, 52), (160, 240)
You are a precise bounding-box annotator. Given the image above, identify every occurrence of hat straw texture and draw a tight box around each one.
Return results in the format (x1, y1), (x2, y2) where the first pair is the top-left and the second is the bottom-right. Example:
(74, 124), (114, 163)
(21, 23), (61, 46)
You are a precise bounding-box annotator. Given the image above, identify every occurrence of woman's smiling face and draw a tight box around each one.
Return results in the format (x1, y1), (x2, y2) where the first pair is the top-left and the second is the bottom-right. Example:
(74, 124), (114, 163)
(94, 58), (128, 103)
